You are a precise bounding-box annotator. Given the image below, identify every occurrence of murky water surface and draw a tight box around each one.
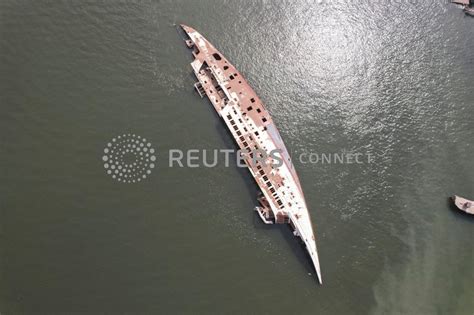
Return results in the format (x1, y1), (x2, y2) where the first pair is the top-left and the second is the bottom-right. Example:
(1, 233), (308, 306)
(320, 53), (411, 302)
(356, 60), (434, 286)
(1, 1), (473, 314)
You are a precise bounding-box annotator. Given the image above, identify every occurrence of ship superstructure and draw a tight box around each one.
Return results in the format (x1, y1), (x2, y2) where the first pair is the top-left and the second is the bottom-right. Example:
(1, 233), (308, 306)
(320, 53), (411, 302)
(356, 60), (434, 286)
(180, 25), (322, 284)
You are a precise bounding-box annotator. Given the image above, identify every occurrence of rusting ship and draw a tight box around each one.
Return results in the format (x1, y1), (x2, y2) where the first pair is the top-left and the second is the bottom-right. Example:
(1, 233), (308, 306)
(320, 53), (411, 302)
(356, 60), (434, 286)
(180, 25), (322, 284)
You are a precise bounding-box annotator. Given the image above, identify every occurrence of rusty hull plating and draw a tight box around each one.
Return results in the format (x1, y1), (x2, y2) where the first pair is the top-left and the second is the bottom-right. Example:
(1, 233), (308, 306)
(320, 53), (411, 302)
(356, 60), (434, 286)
(180, 24), (322, 284)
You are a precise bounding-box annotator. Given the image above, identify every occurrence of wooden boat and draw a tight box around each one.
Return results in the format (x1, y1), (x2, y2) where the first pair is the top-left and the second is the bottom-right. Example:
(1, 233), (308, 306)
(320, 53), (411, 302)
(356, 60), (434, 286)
(180, 25), (323, 284)
(451, 195), (474, 215)
(464, 6), (474, 16)
(451, 0), (470, 5)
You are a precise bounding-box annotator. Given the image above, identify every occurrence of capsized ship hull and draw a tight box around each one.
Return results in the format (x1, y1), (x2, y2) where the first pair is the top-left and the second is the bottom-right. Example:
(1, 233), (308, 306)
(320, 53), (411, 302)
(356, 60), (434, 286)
(180, 24), (322, 284)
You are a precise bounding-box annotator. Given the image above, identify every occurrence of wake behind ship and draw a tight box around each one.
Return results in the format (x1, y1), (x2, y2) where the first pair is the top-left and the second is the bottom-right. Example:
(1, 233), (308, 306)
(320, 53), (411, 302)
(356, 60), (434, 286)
(180, 24), (322, 284)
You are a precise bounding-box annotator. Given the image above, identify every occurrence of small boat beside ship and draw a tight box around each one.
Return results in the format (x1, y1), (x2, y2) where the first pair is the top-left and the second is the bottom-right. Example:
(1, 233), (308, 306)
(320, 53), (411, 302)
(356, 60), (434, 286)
(451, 0), (470, 5)
(450, 0), (474, 16)
(451, 195), (474, 215)
(464, 6), (474, 16)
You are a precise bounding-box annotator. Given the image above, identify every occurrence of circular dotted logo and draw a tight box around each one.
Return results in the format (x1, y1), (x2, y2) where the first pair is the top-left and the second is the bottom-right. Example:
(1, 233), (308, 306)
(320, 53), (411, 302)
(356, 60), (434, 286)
(102, 134), (156, 183)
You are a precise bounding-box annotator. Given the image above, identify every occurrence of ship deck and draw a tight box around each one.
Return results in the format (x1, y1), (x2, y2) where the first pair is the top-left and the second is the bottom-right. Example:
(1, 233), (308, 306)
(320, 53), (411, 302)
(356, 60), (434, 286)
(180, 24), (322, 284)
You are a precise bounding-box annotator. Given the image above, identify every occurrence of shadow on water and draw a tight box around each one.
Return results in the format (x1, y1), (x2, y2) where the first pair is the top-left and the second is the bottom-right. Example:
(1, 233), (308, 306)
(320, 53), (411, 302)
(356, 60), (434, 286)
(278, 224), (315, 272)
(250, 211), (317, 278)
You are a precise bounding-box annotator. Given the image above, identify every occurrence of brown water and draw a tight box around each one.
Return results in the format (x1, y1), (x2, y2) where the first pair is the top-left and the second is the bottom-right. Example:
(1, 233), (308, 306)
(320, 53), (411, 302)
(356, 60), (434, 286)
(1, 1), (473, 314)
